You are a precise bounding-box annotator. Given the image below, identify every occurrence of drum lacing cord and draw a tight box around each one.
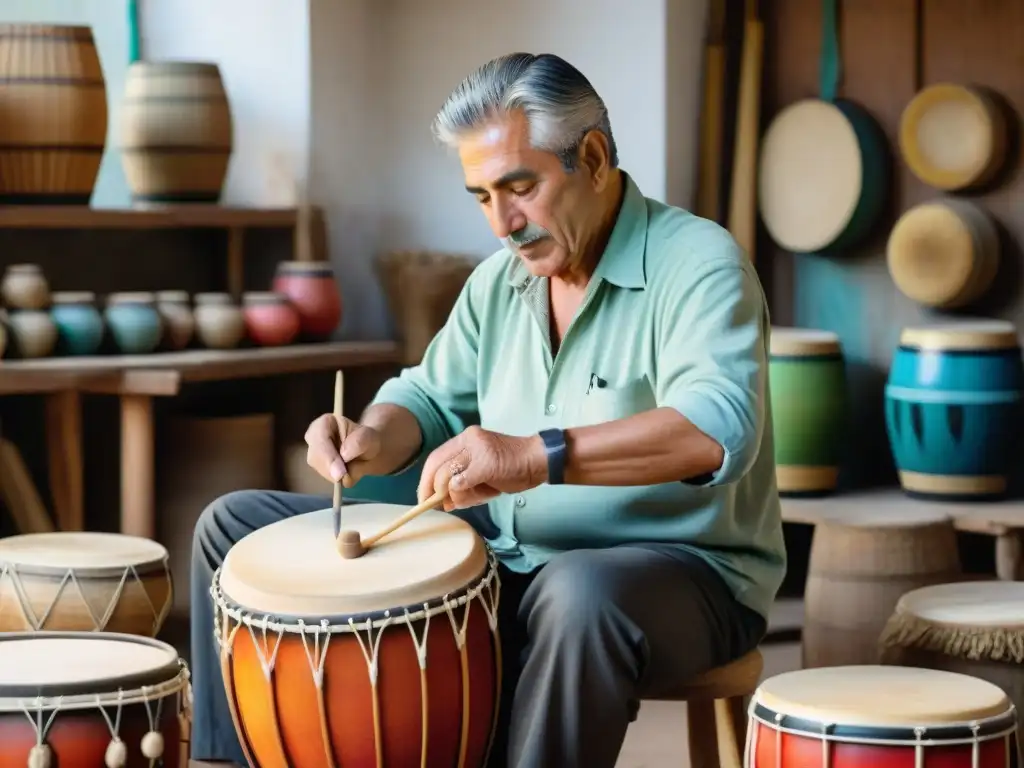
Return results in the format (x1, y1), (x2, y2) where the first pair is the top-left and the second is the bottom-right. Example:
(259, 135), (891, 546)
(95, 685), (168, 768)
(296, 619), (333, 689)
(403, 606), (433, 670)
(349, 614), (394, 686)
(244, 615), (285, 683)
(21, 695), (62, 768)
(0, 562), (168, 634)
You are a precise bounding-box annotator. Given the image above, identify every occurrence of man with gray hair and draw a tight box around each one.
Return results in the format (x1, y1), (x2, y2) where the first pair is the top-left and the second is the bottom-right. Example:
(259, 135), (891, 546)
(189, 52), (784, 767)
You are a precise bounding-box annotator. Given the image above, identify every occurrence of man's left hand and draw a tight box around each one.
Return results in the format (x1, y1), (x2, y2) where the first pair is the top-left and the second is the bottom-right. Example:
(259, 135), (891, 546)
(418, 426), (548, 510)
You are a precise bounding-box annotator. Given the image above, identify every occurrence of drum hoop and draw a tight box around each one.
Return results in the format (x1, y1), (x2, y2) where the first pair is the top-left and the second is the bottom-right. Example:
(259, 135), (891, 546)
(211, 547), (500, 634)
(749, 701), (1017, 746)
(0, 553), (170, 579)
(0, 632), (189, 712)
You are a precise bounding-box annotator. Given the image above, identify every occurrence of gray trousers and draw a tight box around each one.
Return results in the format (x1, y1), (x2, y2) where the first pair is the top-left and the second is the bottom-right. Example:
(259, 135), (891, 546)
(190, 490), (766, 768)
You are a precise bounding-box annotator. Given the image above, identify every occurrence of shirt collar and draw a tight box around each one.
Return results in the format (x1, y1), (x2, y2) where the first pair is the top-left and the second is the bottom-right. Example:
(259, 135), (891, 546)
(505, 171), (648, 291)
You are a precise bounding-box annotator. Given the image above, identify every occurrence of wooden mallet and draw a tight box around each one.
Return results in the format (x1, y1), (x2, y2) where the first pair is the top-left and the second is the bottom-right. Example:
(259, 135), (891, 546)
(337, 489), (447, 559)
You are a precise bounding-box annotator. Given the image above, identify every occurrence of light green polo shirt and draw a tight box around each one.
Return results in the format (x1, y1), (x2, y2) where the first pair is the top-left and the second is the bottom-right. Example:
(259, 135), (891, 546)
(370, 173), (786, 620)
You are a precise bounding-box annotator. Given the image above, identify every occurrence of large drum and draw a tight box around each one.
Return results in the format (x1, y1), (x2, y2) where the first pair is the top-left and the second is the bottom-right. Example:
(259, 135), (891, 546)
(880, 581), (1024, 759)
(211, 504), (501, 768)
(747, 665), (1018, 767)
(768, 327), (847, 496)
(0, 632), (191, 768)
(885, 321), (1024, 500)
(0, 532), (173, 636)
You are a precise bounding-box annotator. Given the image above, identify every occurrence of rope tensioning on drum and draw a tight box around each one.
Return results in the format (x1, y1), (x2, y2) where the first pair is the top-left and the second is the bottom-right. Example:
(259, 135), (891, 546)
(15, 664), (190, 768)
(0, 559), (172, 635)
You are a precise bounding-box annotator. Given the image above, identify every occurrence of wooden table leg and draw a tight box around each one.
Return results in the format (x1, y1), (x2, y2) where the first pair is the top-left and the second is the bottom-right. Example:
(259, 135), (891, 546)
(121, 394), (155, 538)
(44, 391), (84, 531)
(995, 531), (1023, 581)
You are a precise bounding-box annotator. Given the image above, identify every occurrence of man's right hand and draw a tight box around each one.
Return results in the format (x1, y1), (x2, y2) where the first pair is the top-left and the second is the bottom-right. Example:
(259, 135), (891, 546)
(304, 413), (382, 487)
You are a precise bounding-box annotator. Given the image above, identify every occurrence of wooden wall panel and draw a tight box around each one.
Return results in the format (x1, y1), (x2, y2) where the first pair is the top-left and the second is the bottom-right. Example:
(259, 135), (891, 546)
(762, 0), (1024, 491)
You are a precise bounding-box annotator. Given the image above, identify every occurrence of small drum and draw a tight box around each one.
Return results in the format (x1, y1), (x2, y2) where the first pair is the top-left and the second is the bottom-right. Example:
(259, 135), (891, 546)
(0, 532), (173, 636)
(880, 581), (1024, 759)
(768, 327), (847, 496)
(211, 504), (501, 768)
(748, 665), (1018, 767)
(885, 322), (1024, 500)
(0, 631), (191, 768)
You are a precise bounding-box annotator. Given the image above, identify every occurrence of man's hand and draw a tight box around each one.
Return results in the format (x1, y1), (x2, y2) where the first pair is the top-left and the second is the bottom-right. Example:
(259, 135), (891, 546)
(418, 426), (548, 510)
(304, 413), (382, 487)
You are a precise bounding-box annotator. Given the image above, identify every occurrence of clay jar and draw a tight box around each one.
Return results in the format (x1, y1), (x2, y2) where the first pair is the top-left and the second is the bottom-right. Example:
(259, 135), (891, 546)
(272, 261), (342, 340)
(242, 292), (300, 346)
(194, 292), (245, 349)
(156, 290), (195, 351)
(104, 292), (163, 354)
(51, 291), (105, 356)
(1, 264), (50, 310)
(7, 310), (57, 358)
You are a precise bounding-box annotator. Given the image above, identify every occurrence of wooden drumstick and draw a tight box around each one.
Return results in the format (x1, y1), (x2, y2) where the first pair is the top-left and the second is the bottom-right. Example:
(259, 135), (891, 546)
(337, 489), (447, 559)
(332, 370), (346, 538)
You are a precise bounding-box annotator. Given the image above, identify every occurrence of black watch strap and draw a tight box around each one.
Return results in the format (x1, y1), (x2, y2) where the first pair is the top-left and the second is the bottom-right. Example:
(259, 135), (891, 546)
(538, 428), (567, 485)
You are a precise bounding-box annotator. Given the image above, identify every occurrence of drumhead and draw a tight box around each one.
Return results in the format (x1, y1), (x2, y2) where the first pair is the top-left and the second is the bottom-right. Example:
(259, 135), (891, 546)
(0, 632), (183, 703)
(0, 531), (169, 576)
(758, 99), (862, 252)
(218, 505), (489, 619)
(755, 665), (1011, 728)
(899, 320), (1019, 351)
(770, 327), (842, 357)
(897, 581), (1024, 629)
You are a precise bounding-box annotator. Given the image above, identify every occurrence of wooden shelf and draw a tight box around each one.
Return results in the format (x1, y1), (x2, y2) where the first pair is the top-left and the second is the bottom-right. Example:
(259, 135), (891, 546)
(782, 487), (1024, 536)
(0, 205), (308, 230)
(0, 341), (401, 396)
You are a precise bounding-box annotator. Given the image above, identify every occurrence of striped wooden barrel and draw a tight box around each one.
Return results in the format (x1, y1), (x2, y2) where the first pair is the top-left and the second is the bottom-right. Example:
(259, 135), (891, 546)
(0, 24), (108, 204)
(119, 61), (233, 203)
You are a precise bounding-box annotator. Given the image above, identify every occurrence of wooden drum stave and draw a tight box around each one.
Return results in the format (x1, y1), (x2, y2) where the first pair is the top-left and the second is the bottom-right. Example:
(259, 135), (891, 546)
(747, 665), (1018, 767)
(0, 632), (191, 768)
(119, 61), (233, 204)
(880, 581), (1024, 761)
(0, 24), (108, 204)
(0, 532), (173, 637)
(211, 503), (501, 768)
(768, 327), (847, 496)
(885, 321), (1024, 501)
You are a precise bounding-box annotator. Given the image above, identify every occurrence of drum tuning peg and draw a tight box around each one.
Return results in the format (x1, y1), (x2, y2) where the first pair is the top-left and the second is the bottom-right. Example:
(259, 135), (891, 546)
(104, 738), (127, 768)
(27, 744), (51, 768)
(141, 731), (165, 759)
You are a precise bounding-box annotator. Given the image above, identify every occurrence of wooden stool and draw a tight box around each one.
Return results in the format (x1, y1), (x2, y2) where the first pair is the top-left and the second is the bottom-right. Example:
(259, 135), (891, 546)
(650, 648), (764, 768)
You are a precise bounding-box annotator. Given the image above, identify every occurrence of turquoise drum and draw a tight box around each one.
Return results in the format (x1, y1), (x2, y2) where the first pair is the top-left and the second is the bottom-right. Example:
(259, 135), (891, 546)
(885, 321), (1024, 500)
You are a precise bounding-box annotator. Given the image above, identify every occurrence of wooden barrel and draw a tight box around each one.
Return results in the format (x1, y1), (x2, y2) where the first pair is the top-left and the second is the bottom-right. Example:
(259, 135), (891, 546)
(879, 581), (1024, 759)
(119, 61), (233, 203)
(885, 322), (1024, 501)
(802, 508), (962, 669)
(769, 327), (848, 496)
(0, 24), (108, 204)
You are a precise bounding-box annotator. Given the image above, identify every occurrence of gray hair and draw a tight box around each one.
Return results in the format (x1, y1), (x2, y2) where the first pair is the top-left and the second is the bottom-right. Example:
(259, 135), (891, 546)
(432, 52), (618, 172)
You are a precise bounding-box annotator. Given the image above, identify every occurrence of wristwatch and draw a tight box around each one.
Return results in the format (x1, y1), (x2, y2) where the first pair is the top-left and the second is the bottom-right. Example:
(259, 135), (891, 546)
(538, 428), (567, 485)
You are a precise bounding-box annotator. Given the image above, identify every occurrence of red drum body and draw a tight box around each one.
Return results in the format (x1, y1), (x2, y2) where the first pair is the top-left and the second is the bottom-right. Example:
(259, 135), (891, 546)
(748, 666), (1017, 768)
(0, 632), (190, 768)
(212, 504), (501, 768)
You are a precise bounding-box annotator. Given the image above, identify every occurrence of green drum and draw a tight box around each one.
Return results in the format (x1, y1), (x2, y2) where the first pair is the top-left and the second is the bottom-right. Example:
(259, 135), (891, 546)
(769, 327), (848, 496)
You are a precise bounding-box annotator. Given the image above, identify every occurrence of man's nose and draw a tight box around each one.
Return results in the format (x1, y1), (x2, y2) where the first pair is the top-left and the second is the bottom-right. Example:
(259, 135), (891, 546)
(491, 198), (526, 238)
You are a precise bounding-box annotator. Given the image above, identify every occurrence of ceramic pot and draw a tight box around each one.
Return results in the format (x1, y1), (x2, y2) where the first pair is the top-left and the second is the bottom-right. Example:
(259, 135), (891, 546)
(271, 261), (342, 340)
(242, 292), (300, 346)
(50, 291), (104, 355)
(7, 309), (57, 358)
(156, 290), (195, 351)
(104, 292), (163, 354)
(1, 264), (50, 310)
(194, 292), (245, 349)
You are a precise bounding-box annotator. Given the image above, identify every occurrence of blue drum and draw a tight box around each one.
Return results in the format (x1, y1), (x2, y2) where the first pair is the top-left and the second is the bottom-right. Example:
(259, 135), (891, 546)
(885, 321), (1024, 500)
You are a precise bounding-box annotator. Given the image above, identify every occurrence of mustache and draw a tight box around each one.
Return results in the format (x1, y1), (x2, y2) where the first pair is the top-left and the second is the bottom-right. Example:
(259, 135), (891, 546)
(502, 222), (551, 249)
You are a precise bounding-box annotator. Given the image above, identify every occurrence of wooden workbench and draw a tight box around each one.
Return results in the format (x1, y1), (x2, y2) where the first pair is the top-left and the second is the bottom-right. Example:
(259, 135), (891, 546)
(782, 489), (1024, 581)
(0, 341), (401, 538)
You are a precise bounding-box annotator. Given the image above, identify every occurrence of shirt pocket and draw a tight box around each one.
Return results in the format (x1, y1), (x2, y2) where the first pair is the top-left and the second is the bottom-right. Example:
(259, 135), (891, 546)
(575, 376), (657, 427)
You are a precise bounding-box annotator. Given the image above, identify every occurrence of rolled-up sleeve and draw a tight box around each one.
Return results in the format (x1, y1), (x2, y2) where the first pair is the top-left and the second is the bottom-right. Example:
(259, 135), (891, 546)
(655, 252), (768, 487)
(370, 268), (482, 472)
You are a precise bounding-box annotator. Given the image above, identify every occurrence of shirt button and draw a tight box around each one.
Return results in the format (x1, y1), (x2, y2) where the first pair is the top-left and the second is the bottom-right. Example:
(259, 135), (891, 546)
(546, 403), (556, 414)
(515, 496), (526, 507)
